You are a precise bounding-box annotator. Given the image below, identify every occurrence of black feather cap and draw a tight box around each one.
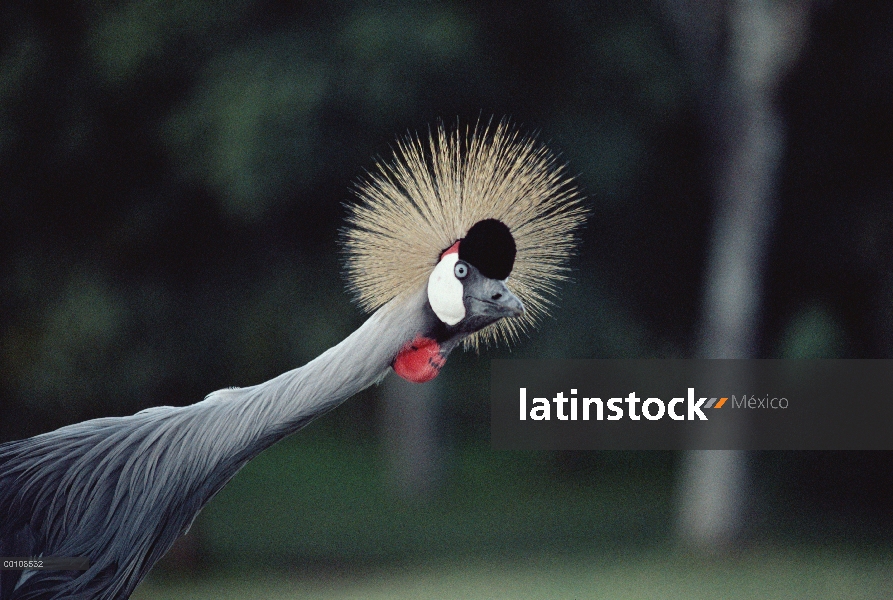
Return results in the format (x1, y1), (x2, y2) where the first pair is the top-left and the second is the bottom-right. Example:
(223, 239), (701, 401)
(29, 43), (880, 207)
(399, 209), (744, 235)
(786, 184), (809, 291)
(459, 219), (516, 280)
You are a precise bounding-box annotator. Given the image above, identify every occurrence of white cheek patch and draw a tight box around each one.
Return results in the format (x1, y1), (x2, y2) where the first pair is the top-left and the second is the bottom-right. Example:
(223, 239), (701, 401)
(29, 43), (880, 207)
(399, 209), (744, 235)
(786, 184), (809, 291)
(427, 252), (465, 325)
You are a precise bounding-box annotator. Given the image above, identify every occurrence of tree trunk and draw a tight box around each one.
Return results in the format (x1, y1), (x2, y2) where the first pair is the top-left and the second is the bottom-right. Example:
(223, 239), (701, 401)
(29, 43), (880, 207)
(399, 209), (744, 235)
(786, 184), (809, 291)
(381, 374), (441, 499)
(658, 0), (811, 550)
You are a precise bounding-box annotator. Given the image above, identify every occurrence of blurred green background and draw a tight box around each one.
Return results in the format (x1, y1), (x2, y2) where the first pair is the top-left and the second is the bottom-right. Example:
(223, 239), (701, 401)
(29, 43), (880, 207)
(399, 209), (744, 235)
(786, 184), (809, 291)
(2, 1), (893, 598)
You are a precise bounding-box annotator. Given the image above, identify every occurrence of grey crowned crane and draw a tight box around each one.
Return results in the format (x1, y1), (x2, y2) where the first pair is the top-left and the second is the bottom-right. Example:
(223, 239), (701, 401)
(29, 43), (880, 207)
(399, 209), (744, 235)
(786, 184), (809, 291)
(0, 120), (585, 599)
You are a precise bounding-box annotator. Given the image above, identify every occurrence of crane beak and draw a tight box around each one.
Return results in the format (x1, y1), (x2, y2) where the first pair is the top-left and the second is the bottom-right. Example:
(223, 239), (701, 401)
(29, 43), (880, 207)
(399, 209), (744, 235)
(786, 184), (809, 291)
(468, 278), (524, 320)
(491, 282), (525, 318)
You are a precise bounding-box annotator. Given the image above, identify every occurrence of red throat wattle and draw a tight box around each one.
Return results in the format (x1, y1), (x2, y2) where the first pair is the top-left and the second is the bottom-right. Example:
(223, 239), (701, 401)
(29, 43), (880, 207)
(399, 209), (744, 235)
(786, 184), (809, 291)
(393, 336), (446, 383)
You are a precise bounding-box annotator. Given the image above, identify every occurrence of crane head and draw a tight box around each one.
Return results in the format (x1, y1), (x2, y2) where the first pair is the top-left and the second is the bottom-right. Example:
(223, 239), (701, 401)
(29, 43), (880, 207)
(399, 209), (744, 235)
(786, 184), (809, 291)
(393, 219), (525, 382)
(342, 119), (588, 382)
(426, 219), (522, 329)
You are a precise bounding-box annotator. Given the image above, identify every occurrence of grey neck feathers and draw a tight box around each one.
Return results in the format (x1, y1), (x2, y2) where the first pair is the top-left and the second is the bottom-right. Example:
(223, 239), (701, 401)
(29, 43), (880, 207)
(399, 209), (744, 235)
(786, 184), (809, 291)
(210, 287), (429, 448)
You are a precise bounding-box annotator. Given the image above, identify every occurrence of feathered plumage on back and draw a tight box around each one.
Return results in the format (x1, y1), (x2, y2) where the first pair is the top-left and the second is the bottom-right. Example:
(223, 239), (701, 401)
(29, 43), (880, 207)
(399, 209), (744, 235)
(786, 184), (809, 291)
(342, 119), (587, 348)
(0, 402), (264, 599)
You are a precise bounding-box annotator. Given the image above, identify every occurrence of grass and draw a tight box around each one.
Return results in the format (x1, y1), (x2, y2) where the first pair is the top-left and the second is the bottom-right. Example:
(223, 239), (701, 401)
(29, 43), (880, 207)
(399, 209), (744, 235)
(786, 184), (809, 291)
(129, 430), (892, 599)
(193, 432), (675, 562)
(134, 548), (893, 599)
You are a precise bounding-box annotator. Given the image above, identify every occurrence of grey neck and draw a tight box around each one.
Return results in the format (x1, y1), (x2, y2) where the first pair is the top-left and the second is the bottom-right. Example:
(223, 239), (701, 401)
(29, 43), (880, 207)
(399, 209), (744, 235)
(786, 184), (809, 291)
(206, 287), (430, 449)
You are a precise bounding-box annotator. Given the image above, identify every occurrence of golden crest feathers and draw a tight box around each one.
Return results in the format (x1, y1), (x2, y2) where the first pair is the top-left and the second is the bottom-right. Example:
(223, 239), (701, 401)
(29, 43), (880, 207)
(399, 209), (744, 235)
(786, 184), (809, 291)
(341, 119), (587, 348)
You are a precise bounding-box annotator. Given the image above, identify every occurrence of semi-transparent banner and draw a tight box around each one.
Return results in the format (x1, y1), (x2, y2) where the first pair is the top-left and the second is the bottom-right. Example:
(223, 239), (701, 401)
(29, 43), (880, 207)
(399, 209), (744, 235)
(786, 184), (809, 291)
(490, 359), (893, 450)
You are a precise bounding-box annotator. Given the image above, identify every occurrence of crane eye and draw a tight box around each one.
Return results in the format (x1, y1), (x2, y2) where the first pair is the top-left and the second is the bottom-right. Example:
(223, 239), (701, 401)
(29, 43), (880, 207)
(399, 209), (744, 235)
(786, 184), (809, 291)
(454, 261), (469, 279)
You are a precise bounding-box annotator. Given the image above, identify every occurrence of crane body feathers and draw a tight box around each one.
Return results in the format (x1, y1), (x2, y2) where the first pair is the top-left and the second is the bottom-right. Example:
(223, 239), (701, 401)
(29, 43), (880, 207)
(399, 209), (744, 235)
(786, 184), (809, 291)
(0, 293), (427, 599)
